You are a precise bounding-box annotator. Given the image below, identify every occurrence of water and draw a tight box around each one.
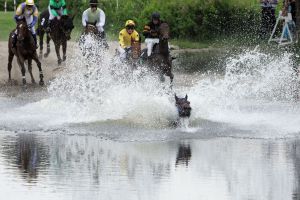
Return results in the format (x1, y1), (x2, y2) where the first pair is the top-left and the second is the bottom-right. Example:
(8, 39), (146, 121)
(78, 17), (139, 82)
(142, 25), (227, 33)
(1, 38), (300, 199)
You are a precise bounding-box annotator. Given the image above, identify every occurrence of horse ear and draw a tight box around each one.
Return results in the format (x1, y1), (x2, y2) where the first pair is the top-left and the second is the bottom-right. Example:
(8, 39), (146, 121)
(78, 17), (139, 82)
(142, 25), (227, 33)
(175, 94), (178, 101)
(185, 94), (188, 100)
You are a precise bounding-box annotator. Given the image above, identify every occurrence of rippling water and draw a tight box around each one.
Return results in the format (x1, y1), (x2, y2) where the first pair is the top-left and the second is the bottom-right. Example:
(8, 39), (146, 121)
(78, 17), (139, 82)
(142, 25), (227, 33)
(1, 38), (300, 199)
(0, 133), (300, 200)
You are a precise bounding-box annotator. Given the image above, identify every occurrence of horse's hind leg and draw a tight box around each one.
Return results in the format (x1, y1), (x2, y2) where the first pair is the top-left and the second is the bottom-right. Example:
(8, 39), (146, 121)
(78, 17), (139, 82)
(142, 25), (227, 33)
(44, 34), (51, 58)
(32, 53), (44, 86)
(7, 51), (14, 84)
(28, 59), (36, 84)
(62, 40), (67, 61)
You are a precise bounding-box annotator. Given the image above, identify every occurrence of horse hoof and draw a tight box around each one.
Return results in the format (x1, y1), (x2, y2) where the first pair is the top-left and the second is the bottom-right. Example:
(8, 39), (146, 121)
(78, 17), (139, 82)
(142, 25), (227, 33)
(63, 56), (66, 61)
(39, 80), (45, 86)
(58, 59), (62, 65)
(32, 80), (36, 85)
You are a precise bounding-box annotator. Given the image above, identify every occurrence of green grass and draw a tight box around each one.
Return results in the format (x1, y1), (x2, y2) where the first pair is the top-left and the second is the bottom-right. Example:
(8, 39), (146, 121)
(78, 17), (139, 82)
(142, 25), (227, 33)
(0, 12), (15, 41)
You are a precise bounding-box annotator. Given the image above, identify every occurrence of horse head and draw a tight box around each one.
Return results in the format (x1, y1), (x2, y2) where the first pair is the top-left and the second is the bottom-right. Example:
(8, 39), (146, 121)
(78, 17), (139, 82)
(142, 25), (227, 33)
(175, 94), (191, 118)
(16, 19), (29, 41)
(159, 22), (170, 41)
(131, 40), (141, 59)
(60, 15), (74, 40)
(85, 23), (98, 35)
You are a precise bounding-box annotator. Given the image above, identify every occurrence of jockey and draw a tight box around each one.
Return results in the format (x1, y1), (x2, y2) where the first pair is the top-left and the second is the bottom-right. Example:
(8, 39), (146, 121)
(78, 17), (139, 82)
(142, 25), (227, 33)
(82, 0), (109, 48)
(143, 12), (162, 57)
(46, 0), (68, 32)
(118, 20), (140, 60)
(13, 0), (39, 49)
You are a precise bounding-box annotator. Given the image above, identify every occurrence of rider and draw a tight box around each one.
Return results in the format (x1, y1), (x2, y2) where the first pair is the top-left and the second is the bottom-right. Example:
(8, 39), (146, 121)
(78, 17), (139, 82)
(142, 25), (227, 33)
(143, 12), (163, 57)
(82, 0), (109, 48)
(13, 0), (39, 49)
(46, 0), (68, 32)
(118, 20), (140, 60)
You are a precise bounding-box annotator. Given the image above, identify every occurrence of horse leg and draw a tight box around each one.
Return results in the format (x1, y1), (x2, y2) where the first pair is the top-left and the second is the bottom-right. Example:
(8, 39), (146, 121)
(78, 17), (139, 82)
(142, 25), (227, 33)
(28, 59), (36, 84)
(17, 57), (26, 86)
(55, 43), (62, 65)
(44, 34), (51, 58)
(32, 53), (44, 86)
(39, 30), (44, 59)
(62, 40), (67, 62)
(7, 50), (14, 84)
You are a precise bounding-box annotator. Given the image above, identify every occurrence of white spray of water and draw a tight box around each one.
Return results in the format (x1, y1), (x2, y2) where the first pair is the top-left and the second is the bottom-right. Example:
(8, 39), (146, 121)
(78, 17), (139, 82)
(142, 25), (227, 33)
(189, 49), (300, 135)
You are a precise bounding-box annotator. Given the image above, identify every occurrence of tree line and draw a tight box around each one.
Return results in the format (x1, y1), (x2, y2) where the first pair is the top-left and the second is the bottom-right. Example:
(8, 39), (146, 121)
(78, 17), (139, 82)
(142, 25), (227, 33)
(0, 0), (262, 39)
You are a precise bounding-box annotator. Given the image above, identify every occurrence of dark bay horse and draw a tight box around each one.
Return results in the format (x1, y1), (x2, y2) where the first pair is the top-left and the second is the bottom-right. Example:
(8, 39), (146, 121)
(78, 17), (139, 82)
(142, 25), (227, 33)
(142, 22), (174, 84)
(175, 94), (191, 118)
(8, 19), (44, 86)
(38, 10), (74, 65)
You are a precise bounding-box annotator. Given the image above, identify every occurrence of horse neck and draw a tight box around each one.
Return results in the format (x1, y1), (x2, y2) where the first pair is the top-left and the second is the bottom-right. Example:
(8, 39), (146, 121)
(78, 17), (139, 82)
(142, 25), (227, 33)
(159, 39), (169, 55)
(18, 29), (34, 48)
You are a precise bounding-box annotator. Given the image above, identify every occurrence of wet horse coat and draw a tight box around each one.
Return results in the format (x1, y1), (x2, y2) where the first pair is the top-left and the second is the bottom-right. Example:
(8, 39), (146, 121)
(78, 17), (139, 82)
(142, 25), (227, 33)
(7, 19), (44, 86)
(142, 22), (174, 83)
(38, 10), (74, 65)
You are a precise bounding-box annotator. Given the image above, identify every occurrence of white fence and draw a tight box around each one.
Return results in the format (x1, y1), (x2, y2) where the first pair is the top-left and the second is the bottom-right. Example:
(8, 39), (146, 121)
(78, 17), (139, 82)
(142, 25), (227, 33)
(4, 0), (16, 12)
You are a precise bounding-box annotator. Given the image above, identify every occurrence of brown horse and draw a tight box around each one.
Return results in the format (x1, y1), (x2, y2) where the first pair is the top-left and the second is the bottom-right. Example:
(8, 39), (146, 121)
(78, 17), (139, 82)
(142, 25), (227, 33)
(38, 10), (74, 65)
(143, 22), (174, 84)
(8, 19), (44, 86)
(175, 94), (191, 118)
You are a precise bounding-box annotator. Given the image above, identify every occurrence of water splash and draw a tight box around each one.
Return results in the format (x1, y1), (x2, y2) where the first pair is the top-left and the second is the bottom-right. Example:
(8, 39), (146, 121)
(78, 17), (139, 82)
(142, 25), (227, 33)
(47, 36), (177, 127)
(189, 49), (300, 135)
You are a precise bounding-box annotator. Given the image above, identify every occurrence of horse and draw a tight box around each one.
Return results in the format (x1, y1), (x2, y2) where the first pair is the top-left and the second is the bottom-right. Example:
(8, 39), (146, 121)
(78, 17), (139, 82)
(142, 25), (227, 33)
(142, 22), (174, 84)
(79, 24), (108, 60)
(175, 94), (191, 118)
(7, 19), (44, 86)
(38, 10), (74, 65)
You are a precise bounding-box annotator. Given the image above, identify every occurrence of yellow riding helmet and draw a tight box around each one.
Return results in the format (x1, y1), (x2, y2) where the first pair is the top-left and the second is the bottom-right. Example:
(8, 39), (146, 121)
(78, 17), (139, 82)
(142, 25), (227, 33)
(25, 0), (35, 6)
(125, 20), (135, 27)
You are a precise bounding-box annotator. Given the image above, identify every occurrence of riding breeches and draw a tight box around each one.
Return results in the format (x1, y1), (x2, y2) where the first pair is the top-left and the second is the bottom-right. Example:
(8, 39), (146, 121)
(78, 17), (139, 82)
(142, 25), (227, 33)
(145, 38), (159, 56)
(118, 46), (127, 59)
(48, 6), (64, 20)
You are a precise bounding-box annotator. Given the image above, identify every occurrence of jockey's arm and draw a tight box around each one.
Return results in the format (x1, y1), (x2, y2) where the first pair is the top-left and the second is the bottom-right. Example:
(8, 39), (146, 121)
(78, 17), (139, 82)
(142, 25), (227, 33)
(143, 26), (151, 37)
(14, 4), (24, 22)
(82, 10), (88, 27)
(31, 7), (39, 27)
(133, 32), (140, 43)
(119, 31), (126, 48)
(61, 0), (68, 16)
(96, 9), (105, 32)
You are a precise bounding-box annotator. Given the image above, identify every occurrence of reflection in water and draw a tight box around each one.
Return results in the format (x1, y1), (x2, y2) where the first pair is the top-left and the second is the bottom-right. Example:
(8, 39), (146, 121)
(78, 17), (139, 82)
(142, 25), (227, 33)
(0, 133), (300, 200)
(1, 134), (49, 183)
(175, 143), (191, 167)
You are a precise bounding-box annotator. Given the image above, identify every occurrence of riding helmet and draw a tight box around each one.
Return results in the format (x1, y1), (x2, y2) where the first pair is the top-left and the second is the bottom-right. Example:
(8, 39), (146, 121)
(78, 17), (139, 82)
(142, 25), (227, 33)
(89, 0), (98, 4)
(25, 0), (35, 6)
(125, 20), (135, 27)
(151, 12), (160, 20)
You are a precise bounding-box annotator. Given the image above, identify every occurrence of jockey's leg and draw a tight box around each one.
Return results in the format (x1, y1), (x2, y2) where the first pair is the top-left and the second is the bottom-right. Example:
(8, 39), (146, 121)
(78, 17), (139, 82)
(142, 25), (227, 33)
(118, 46), (127, 60)
(97, 26), (109, 49)
(47, 6), (56, 32)
(145, 38), (154, 57)
(30, 27), (38, 49)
